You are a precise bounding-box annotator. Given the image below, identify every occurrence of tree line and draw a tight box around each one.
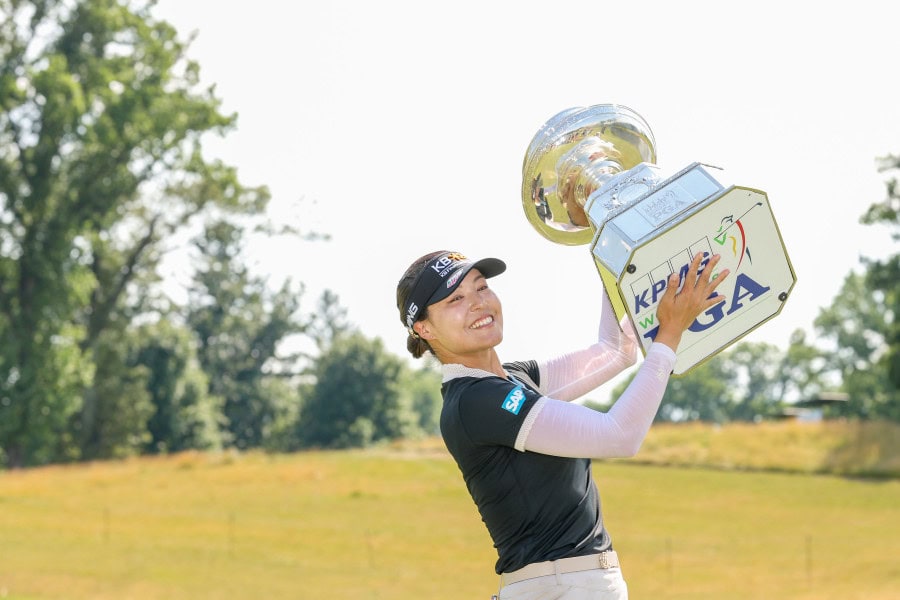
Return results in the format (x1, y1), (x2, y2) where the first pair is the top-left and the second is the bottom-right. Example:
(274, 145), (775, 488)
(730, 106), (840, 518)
(1, 1), (897, 468)
(0, 0), (443, 468)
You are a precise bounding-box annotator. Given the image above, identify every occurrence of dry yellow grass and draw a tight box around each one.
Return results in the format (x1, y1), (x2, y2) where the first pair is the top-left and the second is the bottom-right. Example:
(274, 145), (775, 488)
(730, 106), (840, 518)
(0, 421), (897, 599)
(635, 419), (900, 477)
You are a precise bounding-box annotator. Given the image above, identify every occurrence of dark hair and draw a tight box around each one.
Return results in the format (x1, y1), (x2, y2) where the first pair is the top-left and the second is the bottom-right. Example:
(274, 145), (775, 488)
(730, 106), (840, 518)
(396, 250), (447, 359)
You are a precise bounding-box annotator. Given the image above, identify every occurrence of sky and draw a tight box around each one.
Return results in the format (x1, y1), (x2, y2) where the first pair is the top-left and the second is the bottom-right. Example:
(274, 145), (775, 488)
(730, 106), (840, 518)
(152, 1), (899, 400)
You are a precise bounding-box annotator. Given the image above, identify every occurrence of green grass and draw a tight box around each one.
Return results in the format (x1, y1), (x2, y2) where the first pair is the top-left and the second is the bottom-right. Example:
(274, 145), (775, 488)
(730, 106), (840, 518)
(0, 422), (899, 599)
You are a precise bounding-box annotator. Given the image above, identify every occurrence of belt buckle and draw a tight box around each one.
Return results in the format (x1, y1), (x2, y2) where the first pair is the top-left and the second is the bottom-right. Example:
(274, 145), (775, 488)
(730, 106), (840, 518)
(597, 551), (614, 569)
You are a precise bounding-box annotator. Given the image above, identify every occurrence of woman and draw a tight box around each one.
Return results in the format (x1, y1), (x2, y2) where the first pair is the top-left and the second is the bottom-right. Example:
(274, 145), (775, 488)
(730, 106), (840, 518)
(396, 250), (728, 599)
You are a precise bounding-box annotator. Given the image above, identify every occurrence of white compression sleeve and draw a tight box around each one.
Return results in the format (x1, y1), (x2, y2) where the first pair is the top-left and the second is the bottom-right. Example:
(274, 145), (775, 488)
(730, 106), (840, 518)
(537, 291), (639, 401)
(522, 343), (676, 459)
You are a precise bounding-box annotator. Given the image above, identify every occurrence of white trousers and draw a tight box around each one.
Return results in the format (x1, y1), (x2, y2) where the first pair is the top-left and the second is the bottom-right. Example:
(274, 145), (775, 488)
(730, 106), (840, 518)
(498, 567), (628, 599)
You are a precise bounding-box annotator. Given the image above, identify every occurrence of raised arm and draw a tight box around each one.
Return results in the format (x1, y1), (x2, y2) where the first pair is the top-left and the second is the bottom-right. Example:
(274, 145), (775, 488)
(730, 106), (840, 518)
(536, 290), (638, 402)
(520, 253), (729, 458)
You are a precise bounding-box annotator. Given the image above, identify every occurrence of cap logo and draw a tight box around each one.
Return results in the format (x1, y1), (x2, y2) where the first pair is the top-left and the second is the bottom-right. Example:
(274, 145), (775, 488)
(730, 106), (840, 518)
(429, 252), (467, 278)
(446, 269), (464, 289)
(405, 302), (419, 328)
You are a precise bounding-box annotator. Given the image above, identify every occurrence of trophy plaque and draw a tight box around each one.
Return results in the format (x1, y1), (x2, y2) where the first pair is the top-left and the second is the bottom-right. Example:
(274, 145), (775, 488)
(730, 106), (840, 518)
(522, 104), (797, 375)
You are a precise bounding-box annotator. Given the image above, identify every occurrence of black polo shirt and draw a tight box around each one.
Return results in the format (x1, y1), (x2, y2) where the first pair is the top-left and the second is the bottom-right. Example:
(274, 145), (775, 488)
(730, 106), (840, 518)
(440, 360), (611, 575)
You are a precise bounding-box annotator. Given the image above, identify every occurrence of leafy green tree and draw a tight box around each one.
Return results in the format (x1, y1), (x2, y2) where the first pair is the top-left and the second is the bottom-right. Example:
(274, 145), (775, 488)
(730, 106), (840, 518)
(608, 332), (835, 423)
(76, 325), (154, 460)
(298, 333), (417, 448)
(188, 220), (305, 449)
(814, 271), (899, 420)
(0, 0), (265, 466)
(306, 289), (353, 352)
(660, 357), (735, 422)
(132, 318), (225, 453)
(720, 341), (784, 421)
(399, 365), (443, 435)
(773, 329), (833, 405)
(861, 153), (899, 391)
(73, 230), (172, 461)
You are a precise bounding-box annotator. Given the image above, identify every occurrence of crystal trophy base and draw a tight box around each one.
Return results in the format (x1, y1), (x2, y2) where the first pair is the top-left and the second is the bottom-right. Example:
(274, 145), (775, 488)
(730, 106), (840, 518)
(521, 105), (797, 376)
(590, 162), (796, 375)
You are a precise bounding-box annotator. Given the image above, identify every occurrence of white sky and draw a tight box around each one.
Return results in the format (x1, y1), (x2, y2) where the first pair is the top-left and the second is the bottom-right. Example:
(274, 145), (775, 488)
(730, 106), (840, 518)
(153, 1), (899, 400)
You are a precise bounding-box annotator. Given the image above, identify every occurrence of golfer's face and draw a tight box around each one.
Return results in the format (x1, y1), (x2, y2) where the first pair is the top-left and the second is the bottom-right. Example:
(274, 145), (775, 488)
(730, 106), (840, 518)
(421, 269), (503, 357)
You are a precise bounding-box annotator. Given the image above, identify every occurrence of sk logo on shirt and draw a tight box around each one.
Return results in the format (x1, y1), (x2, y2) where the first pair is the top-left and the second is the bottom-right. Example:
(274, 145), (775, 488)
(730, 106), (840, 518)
(502, 386), (525, 415)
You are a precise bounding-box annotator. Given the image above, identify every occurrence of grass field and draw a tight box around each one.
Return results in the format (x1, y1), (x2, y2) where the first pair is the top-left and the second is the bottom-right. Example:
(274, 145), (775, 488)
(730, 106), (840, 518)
(1, 422), (899, 599)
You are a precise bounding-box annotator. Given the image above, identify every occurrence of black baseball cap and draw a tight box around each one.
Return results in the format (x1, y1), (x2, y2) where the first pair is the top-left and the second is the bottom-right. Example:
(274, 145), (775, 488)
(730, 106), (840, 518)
(403, 251), (506, 333)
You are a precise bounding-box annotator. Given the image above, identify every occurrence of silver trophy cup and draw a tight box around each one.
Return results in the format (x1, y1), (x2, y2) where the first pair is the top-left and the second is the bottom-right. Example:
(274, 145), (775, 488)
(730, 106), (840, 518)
(522, 104), (797, 375)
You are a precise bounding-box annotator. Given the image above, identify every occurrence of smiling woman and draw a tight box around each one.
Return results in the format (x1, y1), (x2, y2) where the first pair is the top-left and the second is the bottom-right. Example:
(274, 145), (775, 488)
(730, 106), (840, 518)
(395, 249), (730, 599)
(398, 251), (507, 371)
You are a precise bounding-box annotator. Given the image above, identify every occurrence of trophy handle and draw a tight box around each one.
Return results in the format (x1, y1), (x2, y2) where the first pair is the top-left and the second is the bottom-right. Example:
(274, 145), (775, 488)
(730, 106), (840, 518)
(521, 104), (657, 245)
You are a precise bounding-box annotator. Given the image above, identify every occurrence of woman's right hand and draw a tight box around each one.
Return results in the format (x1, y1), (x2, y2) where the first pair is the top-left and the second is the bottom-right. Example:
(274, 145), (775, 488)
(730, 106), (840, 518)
(653, 252), (730, 352)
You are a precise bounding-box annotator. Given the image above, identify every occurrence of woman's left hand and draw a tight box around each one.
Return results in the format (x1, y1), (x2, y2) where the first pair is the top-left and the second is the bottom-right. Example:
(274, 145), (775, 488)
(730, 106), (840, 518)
(653, 252), (730, 351)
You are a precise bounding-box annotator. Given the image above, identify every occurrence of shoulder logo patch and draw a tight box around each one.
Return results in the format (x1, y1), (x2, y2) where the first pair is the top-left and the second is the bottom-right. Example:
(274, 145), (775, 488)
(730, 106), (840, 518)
(501, 386), (525, 415)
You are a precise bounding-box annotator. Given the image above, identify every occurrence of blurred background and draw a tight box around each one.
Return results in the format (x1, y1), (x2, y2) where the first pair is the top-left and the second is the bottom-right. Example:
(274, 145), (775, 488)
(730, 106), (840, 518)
(1, 1), (898, 598)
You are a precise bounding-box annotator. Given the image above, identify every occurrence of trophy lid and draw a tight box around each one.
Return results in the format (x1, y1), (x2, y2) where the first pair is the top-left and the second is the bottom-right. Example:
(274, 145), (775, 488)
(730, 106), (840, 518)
(522, 104), (657, 245)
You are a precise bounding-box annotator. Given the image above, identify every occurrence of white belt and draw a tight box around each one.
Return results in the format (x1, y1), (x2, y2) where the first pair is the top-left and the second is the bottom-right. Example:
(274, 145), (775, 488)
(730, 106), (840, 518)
(500, 550), (620, 587)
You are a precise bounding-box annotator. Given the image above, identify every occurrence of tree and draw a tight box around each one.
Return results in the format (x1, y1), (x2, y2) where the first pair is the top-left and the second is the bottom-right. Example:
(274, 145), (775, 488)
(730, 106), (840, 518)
(0, 0), (267, 466)
(188, 220), (305, 449)
(132, 318), (225, 454)
(720, 341), (784, 421)
(399, 364), (443, 435)
(861, 153), (900, 391)
(298, 333), (418, 448)
(814, 271), (899, 420)
(772, 329), (833, 406)
(75, 322), (154, 460)
(609, 334), (832, 424)
(306, 289), (353, 352)
(658, 357), (736, 422)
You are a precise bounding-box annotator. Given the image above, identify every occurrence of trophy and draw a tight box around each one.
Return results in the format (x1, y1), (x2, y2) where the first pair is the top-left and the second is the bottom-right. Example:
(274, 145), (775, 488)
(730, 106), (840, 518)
(522, 104), (797, 375)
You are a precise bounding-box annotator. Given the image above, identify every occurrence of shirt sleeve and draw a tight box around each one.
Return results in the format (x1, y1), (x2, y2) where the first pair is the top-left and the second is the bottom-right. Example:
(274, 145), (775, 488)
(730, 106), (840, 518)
(536, 290), (639, 401)
(522, 343), (676, 458)
(453, 377), (545, 450)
